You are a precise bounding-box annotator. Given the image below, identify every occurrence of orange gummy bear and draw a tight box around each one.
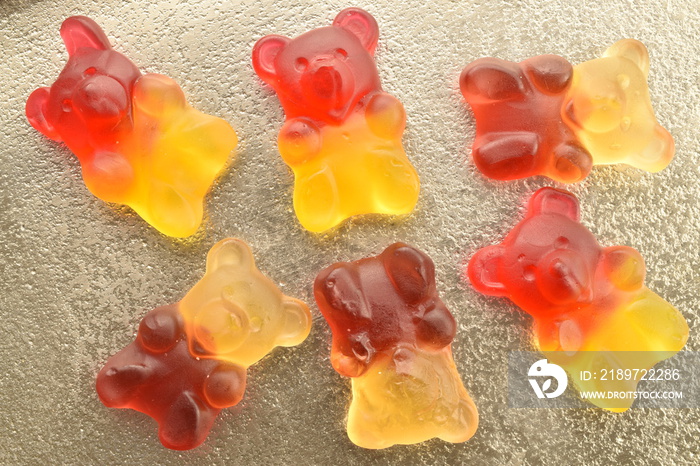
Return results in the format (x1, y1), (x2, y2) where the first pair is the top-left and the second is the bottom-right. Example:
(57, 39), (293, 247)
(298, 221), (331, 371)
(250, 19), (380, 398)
(96, 238), (311, 449)
(467, 188), (689, 411)
(252, 8), (419, 233)
(315, 243), (478, 448)
(26, 16), (237, 237)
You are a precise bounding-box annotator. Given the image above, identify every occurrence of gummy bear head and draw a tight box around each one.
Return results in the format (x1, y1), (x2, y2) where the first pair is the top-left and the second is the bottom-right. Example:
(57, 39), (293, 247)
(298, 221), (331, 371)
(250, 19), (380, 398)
(468, 188), (602, 317)
(25, 16), (141, 149)
(315, 243), (456, 377)
(179, 239), (312, 368)
(563, 39), (674, 172)
(252, 8), (382, 124)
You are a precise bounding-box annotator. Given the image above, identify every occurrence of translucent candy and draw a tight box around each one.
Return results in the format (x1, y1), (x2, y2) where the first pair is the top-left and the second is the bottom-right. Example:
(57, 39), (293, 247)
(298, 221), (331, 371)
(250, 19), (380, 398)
(96, 239), (312, 449)
(460, 40), (674, 182)
(467, 187), (689, 411)
(26, 16), (237, 237)
(315, 243), (478, 448)
(252, 8), (419, 232)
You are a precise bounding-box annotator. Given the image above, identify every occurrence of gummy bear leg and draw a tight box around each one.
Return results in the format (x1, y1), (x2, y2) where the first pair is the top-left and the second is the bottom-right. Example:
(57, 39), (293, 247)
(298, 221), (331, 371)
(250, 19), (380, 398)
(293, 166), (341, 232)
(96, 363), (152, 407)
(472, 132), (540, 180)
(143, 182), (201, 237)
(159, 392), (216, 450)
(371, 154), (420, 214)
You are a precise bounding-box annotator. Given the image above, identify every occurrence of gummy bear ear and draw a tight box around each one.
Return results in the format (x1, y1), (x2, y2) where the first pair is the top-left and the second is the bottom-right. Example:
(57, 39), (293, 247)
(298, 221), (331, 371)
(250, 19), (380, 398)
(528, 187), (580, 221)
(26, 87), (61, 141)
(252, 35), (290, 83)
(383, 243), (435, 304)
(206, 238), (254, 272)
(276, 298), (312, 347)
(605, 39), (650, 77)
(60, 16), (112, 56)
(467, 245), (507, 296)
(333, 7), (379, 55)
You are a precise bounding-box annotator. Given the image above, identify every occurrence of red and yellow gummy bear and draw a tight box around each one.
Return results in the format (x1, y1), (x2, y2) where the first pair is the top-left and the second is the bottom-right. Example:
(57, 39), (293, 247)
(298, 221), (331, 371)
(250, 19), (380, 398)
(26, 16), (237, 237)
(96, 238), (312, 450)
(461, 39), (673, 182)
(467, 188), (688, 411)
(252, 8), (420, 233)
(315, 243), (478, 448)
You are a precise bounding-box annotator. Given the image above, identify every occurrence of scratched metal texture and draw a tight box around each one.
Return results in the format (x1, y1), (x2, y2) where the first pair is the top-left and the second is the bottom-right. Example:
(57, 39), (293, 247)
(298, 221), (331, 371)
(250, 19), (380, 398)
(1, 0), (699, 464)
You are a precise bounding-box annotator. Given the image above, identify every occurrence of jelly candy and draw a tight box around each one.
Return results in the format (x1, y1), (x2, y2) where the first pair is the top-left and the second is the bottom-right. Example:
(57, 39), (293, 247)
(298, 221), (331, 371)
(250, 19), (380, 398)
(315, 243), (478, 449)
(96, 238), (312, 449)
(96, 304), (247, 450)
(460, 55), (592, 183)
(26, 16), (237, 237)
(563, 39), (674, 172)
(179, 238), (313, 367)
(460, 40), (674, 182)
(252, 8), (419, 233)
(467, 187), (688, 411)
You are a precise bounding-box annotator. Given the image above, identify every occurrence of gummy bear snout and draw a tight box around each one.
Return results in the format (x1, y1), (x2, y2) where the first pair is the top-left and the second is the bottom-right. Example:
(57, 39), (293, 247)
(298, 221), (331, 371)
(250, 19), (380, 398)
(301, 59), (354, 110)
(72, 75), (130, 122)
(536, 250), (594, 305)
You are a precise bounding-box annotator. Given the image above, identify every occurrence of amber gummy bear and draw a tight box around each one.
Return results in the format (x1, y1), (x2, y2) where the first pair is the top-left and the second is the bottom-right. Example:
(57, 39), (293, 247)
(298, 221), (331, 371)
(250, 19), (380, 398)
(467, 188), (688, 411)
(96, 238), (312, 450)
(252, 8), (420, 232)
(315, 243), (478, 449)
(26, 16), (237, 237)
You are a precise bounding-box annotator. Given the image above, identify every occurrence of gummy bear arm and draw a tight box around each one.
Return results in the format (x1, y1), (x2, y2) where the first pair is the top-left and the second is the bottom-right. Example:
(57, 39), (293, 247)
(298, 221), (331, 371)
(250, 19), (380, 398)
(278, 117), (322, 166)
(415, 302), (456, 350)
(330, 347), (368, 378)
(26, 87), (62, 141)
(600, 246), (646, 291)
(365, 92), (406, 138)
(132, 73), (186, 119)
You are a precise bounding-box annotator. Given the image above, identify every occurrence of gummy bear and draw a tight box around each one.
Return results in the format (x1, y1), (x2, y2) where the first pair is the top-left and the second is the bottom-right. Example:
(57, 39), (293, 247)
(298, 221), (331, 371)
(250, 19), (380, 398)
(96, 238), (312, 449)
(315, 243), (478, 449)
(563, 39), (674, 172)
(252, 8), (420, 233)
(96, 304), (247, 450)
(26, 16), (237, 237)
(460, 55), (592, 183)
(467, 187), (689, 411)
(178, 238), (312, 367)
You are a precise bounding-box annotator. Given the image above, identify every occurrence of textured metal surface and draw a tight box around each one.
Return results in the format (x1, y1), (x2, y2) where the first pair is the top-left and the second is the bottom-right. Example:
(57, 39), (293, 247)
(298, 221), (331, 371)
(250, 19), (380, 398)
(1, 0), (698, 464)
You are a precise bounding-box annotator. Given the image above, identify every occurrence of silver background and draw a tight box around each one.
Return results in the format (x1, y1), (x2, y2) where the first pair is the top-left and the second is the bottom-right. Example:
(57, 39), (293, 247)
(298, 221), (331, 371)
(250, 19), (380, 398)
(1, 0), (699, 464)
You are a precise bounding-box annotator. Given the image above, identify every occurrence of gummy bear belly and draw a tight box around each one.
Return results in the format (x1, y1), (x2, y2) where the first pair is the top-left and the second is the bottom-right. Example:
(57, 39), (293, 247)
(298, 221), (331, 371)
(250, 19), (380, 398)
(289, 113), (419, 232)
(346, 347), (478, 449)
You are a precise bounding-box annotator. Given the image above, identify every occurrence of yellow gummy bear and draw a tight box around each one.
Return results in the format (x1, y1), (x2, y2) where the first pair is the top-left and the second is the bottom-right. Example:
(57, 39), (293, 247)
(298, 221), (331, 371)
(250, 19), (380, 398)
(179, 238), (312, 368)
(536, 288), (688, 412)
(278, 93), (420, 233)
(347, 347), (479, 449)
(563, 39), (674, 172)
